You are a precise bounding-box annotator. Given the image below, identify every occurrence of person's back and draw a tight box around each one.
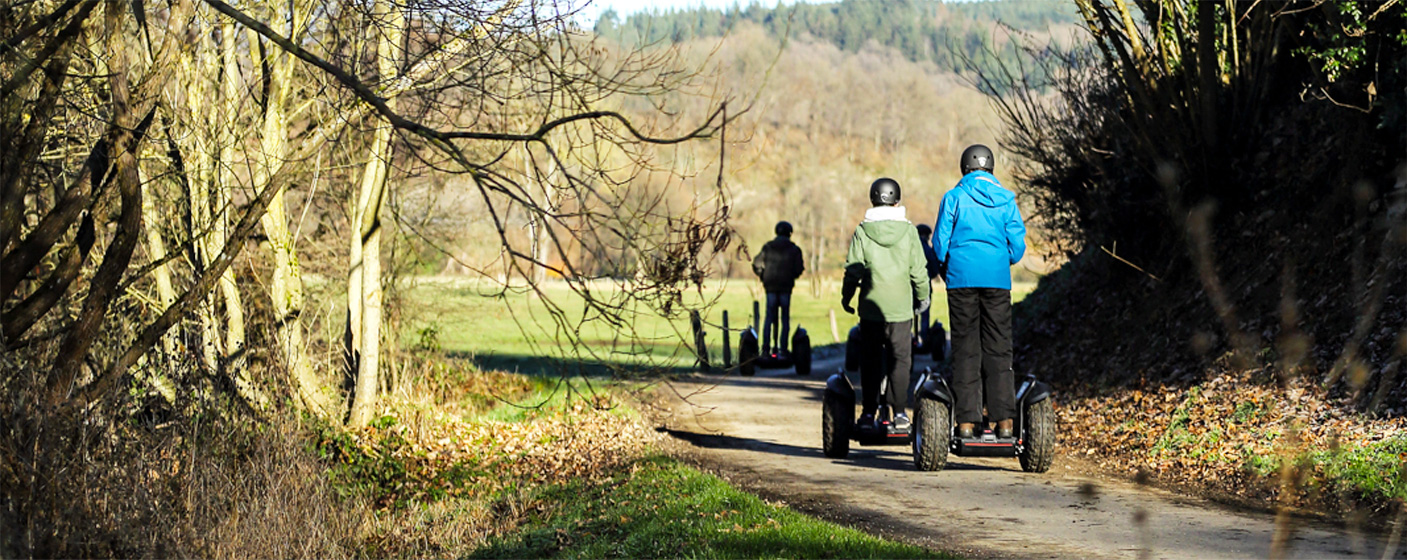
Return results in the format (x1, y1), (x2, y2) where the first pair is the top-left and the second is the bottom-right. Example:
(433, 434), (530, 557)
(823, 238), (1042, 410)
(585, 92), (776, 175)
(932, 145), (1026, 440)
(933, 170), (1025, 289)
(752, 222), (804, 355)
(846, 209), (925, 322)
(842, 178), (930, 431)
(754, 236), (804, 293)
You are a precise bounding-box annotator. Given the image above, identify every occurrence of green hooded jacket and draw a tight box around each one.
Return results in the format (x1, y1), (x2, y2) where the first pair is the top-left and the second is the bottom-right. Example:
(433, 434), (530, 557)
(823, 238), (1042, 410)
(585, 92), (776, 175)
(842, 205), (931, 323)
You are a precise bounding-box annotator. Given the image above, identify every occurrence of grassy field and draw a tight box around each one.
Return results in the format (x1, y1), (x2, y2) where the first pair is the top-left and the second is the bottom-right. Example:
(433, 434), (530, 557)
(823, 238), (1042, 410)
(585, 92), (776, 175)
(404, 276), (1035, 375)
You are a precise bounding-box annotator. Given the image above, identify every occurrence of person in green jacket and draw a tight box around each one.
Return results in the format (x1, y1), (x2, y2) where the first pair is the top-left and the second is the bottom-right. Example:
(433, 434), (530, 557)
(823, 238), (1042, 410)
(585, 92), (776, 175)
(841, 178), (932, 432)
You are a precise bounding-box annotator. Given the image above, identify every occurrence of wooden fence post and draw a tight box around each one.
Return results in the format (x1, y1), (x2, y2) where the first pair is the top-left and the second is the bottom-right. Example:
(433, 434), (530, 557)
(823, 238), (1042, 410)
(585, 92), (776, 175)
(829, 309), (840, 343)
(722, 310), (732, 368)
(691, 309), (709, 373)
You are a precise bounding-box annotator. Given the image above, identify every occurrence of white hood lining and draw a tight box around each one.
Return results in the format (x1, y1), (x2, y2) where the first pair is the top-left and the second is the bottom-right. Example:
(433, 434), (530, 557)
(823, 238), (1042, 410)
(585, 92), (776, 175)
(863, 205), (909, 223)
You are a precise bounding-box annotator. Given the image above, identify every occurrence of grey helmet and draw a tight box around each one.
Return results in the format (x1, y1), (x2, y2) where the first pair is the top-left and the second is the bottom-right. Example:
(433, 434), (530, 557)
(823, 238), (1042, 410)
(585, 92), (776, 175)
(775, 221), (793, 236)
(960, 144), (995, 174)
(869, 177), (901, 206)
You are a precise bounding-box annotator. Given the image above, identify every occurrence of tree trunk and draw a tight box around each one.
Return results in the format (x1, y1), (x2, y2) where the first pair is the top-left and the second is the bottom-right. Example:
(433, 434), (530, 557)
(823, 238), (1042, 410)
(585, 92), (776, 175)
(138, 167), (178, 358)
(523, 143), (558, 286)
(347, 0), (402, 426)
(214, 18), (247, 371)
(249, 16), (332, 419)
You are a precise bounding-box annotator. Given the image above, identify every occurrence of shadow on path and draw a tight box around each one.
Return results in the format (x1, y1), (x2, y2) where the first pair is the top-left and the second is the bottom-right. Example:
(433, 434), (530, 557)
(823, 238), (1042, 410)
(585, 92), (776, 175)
(660, 427), (1010, 474)
(660, 428), (825, 460)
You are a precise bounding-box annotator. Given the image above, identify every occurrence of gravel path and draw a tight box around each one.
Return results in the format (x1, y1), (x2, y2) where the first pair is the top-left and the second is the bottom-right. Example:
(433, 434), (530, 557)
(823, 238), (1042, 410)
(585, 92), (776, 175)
(656, 352), (1404, 559)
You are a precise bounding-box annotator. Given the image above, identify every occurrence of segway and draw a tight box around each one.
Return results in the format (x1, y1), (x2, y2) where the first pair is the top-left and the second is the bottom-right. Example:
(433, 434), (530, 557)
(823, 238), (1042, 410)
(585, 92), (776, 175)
(791, 327), (812, 375)
(911, 367), (1056, 473)
(738, 324), (811, 376)
(911, 319), (947, 362)
(847, 321), (945, 369)
(738, 327), (759, 376)
(821, 370), (911, 459)
(824, 323), (913, 458)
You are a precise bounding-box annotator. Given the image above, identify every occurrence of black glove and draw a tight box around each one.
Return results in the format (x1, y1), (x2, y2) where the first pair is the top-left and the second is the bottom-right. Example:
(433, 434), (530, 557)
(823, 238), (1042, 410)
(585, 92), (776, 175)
(841, 298), (855, 315)
(914, 299), (930, 315)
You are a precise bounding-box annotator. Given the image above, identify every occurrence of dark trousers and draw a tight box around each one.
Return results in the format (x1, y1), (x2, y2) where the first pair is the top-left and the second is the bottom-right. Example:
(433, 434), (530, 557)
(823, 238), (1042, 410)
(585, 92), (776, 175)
(948, 288), (1016, 424)
(859, 319), (911, 416)
(762, 292), (791, 353)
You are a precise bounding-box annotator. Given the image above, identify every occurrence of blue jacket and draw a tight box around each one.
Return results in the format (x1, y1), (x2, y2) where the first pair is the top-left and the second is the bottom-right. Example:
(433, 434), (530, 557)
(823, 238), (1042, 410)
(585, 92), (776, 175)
(932, 171), (1026, 290)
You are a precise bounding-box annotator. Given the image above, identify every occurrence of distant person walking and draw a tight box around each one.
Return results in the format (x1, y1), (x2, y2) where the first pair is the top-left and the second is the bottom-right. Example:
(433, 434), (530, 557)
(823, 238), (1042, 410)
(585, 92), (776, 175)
(932, 144), (1027, 439)
(841, 178), (931, 431)
(752, 221), (805, 356)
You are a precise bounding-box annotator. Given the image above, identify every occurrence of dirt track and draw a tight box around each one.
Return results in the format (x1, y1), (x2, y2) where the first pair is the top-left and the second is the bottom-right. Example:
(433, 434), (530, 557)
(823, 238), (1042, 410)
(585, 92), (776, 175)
(655, 353), (1404, 559)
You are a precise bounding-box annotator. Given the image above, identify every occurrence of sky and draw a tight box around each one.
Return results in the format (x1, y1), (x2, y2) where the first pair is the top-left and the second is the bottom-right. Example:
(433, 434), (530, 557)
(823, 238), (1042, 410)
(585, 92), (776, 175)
(577, 0), (834, 24)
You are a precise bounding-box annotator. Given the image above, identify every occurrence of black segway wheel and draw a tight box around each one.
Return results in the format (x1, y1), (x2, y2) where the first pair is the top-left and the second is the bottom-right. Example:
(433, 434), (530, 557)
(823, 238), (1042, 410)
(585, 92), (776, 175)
(822, 391), (852, 458)
(1020, 398), (1056, 473)
(913, 397), (950, 471)
(739, 329), (759, 377)
(792, 328), (812, 376)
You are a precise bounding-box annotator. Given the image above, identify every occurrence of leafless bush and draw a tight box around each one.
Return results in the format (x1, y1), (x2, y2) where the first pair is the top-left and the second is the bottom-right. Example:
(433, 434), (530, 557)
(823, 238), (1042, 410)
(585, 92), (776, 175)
(0, 352), (365, 558)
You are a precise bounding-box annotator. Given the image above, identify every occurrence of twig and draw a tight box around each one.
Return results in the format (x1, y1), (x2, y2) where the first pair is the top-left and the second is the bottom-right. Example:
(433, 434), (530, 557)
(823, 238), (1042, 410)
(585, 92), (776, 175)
(1099, 244), (1161, 282)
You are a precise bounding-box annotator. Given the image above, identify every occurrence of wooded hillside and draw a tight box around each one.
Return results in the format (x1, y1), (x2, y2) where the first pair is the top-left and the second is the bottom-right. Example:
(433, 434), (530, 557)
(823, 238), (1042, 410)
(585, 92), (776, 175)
(596, 0), (1079, 72)
(428, 1), (1079, 289)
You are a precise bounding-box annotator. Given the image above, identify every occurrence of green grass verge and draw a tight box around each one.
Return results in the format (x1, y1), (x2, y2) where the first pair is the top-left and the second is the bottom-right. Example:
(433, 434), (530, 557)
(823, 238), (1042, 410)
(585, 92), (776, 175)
(1246, 433), (1407, 503)
(471, 454), (950, 559)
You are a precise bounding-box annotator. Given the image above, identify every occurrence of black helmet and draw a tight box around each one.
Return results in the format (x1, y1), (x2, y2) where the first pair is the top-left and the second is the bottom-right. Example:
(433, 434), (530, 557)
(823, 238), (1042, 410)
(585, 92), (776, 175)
(960, 144), (995, 174)
(869, 177), (901, 206)
(916, 224), (932, 237)
(774, 221), (793, 236)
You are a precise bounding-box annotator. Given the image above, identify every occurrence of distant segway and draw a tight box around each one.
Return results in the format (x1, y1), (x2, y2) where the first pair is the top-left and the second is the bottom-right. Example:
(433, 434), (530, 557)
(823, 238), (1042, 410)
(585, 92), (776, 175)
(911, 367), (1056, 473)
(737, 323), (811, 376)
(738, 327), (759, 376)
(821, 370), (910, 459)
(912, 319), (947, 362)
(792, 328), (812, 375)
(844, 320), (944, 369)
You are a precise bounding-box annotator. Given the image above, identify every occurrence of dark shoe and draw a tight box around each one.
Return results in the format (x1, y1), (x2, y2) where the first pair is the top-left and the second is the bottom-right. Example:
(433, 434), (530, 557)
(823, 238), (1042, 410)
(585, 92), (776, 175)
(857, 413), (876, 431)
(893, 413), (911, 431)
(997, 419), (1015, 439)
(957, 422), (976, 439)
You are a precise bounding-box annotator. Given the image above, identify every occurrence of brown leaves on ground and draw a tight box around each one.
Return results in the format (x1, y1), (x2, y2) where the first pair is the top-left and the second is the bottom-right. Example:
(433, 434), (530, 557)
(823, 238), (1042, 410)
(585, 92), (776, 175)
(346, 389), (658, 507)
(347, 378), (663, 556)
(1059, 365), (1407, 511)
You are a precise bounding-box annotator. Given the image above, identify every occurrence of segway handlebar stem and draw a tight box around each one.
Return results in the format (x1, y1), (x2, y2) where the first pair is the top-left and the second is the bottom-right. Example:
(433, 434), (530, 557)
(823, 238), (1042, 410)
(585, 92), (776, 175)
(915, 368), (953, 408)
(825, 370), (856, 401)
(1016, 373), (1052, 406)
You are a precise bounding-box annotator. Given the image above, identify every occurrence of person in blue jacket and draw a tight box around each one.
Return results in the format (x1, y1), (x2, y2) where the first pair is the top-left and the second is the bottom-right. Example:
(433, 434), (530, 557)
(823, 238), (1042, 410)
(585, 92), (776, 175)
(932, 144), (1027, 439)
